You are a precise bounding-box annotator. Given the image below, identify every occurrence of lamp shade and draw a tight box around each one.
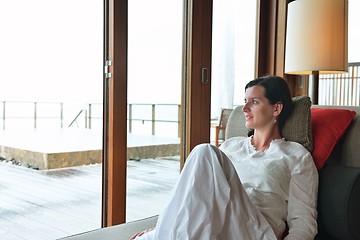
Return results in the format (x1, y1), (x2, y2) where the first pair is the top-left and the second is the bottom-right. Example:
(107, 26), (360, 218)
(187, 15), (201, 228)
(285, 0), (348, 75)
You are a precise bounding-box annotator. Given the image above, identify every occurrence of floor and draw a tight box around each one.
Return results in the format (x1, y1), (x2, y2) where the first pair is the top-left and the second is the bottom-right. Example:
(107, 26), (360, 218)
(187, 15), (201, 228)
(0, 157), (180, 240)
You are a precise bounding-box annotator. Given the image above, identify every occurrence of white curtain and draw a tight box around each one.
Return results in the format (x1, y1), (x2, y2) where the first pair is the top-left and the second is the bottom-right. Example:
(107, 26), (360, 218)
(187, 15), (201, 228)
(212, 0), (257, 119)
(212, 0), (236, 118)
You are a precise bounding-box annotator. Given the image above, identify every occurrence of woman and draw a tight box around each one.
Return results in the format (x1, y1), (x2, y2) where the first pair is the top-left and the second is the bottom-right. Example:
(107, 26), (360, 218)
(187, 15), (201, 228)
(135, 76), (318, 240)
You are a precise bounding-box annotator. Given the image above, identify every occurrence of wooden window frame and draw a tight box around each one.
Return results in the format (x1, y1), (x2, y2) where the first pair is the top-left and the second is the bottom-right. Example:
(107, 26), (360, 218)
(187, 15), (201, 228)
(101, 0), (289, 227)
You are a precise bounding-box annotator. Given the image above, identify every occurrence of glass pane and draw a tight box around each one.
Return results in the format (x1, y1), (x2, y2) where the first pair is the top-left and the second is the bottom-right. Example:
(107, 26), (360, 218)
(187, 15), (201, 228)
(211, 0), (257, 145)
(318, 0), (360, 105)
(127, 0), (182, 222)
(0, 0), (103, 239)
(348, 0), (360, 63)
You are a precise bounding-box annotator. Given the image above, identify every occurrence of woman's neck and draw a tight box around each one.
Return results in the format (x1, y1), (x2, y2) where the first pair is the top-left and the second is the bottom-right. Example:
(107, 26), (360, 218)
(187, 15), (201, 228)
(251, 129), (282, 151)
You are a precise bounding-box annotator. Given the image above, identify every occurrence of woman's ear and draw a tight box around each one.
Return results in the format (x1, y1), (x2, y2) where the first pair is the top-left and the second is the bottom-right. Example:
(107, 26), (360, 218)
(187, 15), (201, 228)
(273, 102), (283, 117)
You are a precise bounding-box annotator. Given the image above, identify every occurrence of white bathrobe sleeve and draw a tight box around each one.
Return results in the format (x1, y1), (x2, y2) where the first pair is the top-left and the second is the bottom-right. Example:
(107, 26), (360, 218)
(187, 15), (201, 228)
(284, 152), (318, 240)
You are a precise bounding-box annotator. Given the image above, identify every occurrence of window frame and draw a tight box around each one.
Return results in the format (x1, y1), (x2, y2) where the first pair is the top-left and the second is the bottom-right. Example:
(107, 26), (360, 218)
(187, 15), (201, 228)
(102, 0), (289, 226)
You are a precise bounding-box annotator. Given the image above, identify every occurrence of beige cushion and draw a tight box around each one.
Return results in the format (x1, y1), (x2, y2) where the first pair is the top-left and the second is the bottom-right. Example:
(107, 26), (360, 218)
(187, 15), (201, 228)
(282, 96), (313, 152)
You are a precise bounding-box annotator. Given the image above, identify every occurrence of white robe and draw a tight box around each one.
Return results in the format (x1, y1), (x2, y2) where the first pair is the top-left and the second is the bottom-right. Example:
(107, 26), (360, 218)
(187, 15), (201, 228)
(135, 137), (318, 240)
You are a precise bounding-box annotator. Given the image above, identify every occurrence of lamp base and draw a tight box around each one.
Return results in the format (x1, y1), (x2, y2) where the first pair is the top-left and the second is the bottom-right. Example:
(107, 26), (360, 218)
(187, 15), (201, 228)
(309, 71), (319, 105)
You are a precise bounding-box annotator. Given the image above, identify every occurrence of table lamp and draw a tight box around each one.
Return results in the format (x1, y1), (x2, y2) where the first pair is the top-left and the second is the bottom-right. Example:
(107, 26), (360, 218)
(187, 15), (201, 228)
(285, 0), (348, 104)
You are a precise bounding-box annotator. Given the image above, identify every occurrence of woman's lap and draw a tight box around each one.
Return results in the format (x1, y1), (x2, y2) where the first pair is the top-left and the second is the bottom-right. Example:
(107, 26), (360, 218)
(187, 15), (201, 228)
(135, 144), (276, 240)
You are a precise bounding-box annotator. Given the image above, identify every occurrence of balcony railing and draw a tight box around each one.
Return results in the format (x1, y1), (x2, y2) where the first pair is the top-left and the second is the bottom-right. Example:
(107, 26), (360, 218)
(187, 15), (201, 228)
(0, 101), (181, 138)
(319, 62), (360, 106)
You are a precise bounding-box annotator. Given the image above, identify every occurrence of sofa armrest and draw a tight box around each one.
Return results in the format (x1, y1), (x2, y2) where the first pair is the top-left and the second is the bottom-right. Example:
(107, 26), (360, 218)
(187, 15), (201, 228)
(59, 215), (158, 240)
(317, 165), (360, 240)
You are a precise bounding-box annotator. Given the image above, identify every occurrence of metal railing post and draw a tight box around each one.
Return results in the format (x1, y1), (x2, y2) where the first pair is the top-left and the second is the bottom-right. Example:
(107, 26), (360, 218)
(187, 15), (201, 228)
(85, 110), (88, 128)
(60, 103), (64, 128)
(34, 102), (37, 129)
(178, 104), (181, 138)
(152, 104), (155, 135)
(128, 104), (132, 133)
(88, 104), (92, 129)
(2, 101), (5, 130)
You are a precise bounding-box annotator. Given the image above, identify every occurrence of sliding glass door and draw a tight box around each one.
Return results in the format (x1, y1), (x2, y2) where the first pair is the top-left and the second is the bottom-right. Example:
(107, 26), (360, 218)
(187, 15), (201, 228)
(0, 1), (103, 239)
(102, 0), (213, 226)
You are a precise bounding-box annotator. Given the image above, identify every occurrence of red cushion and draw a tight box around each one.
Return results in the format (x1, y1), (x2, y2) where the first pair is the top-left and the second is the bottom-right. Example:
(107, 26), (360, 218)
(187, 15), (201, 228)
(311, 108), (356, 169)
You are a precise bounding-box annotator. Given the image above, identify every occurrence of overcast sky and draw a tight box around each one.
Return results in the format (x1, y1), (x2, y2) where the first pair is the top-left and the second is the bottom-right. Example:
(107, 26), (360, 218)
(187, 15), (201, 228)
(0, 0), (359, 104)
(0, 0), (103, 103)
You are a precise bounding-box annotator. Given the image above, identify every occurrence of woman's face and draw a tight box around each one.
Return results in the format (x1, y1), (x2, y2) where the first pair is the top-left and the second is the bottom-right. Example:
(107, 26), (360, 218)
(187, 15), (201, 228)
(242, 85), (277, 130)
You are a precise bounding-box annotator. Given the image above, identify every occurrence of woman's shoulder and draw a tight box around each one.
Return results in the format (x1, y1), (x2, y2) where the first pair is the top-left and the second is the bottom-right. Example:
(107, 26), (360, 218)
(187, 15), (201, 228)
(219, 136), (248, 149)
(277, 139), (312, 160)
(272, 139), (317, 173)
(223, 136), (248, 144)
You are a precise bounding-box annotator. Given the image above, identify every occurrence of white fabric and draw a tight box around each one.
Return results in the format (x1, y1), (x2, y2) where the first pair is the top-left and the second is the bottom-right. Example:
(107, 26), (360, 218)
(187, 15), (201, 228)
(136, 137), (318, 240)
(212, 0), (235, 116)
(220, 137), (318, 240)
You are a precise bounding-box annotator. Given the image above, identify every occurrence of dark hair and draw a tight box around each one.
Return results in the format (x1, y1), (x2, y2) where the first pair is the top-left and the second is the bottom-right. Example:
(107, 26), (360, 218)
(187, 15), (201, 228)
(245, 75), (293, 136)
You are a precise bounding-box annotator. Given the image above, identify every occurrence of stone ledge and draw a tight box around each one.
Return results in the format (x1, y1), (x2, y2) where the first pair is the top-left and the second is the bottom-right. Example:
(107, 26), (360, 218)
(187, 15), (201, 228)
(0, 129), (180, 170)
(1, 144), (179, 170)
(128, 143), (179, 160)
